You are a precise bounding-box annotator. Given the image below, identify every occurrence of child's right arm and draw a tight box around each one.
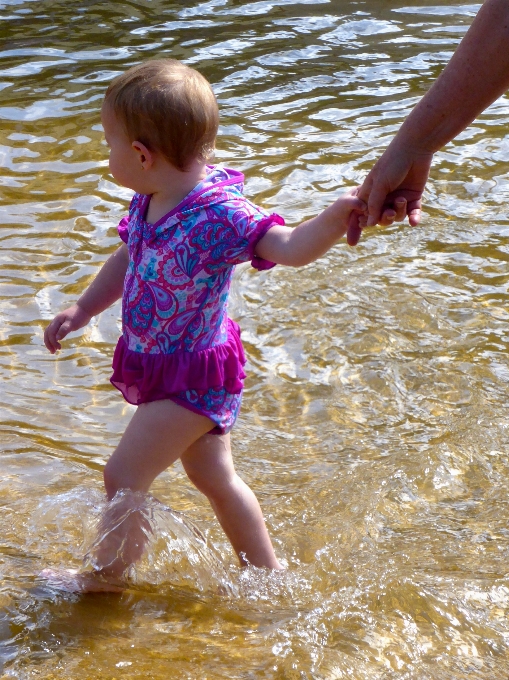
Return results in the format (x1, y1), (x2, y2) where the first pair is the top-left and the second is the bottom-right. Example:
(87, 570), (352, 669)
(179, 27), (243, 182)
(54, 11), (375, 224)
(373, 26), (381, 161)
(254, 188), (366, 267)
(44, 243), (129, 354)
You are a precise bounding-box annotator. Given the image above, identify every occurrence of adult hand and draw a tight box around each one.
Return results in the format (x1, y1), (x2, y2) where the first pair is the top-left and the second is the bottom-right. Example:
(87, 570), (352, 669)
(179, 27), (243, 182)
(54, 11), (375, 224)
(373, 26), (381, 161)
(347, 143), (433, 246)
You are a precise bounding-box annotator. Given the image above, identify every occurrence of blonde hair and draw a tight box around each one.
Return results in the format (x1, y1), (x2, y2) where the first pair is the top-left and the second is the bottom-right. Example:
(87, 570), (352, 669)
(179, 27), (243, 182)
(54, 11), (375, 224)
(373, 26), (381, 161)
(104, 59), (219, 171)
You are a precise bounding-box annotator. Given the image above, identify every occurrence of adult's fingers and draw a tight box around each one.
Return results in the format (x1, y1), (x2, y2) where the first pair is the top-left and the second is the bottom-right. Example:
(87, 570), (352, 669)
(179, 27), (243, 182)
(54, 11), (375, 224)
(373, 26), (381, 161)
(366, 183), (390, 227)
(378, 208), (396, 227)
(393, 197), (407, 222)
(406, 197), (422, 226)
(408, 209), (421, 226)
(356, 173), (373, 204)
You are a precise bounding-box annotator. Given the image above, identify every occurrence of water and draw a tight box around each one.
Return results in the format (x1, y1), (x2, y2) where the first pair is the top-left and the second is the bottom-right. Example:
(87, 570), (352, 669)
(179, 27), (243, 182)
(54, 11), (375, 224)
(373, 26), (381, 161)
(1, 0), (509, 677)
(28, 489), (236, 595)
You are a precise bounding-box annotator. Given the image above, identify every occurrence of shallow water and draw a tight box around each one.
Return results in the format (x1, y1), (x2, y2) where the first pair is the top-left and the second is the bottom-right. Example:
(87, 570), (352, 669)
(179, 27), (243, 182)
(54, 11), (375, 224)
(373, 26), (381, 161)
(1, 0), (509, 677)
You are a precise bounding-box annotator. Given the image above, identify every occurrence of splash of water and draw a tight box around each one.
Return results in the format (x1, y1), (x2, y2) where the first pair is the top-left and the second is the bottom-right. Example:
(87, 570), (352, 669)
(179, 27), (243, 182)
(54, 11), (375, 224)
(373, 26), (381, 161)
(28, 487), (237, 596)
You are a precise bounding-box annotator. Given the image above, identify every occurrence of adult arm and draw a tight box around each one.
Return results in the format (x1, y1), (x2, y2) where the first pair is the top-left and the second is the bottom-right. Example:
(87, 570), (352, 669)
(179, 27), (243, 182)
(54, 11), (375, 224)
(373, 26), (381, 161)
(44, 244), (129, 353)
(350, 0), (509, 243)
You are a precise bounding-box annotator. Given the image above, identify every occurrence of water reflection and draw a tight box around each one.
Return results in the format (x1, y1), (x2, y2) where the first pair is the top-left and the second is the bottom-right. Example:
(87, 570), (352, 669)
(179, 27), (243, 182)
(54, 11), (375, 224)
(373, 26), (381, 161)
(2, 0), (509, 677)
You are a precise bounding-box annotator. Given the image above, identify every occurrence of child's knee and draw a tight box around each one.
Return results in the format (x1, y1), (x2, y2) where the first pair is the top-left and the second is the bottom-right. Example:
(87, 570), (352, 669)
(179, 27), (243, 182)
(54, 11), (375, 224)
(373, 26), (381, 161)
(187, 467), (238, 502)
(185, 466), (211, 495)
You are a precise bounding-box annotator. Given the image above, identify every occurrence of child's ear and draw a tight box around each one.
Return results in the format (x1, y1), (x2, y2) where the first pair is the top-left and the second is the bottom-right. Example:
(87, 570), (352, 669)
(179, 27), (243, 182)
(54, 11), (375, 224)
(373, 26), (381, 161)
(131, 141), (154, 169)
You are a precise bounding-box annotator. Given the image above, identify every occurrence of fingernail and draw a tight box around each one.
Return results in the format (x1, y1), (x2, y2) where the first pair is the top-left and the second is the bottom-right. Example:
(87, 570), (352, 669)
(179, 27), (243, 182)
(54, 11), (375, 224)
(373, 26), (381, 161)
(367, 216), (376, 227)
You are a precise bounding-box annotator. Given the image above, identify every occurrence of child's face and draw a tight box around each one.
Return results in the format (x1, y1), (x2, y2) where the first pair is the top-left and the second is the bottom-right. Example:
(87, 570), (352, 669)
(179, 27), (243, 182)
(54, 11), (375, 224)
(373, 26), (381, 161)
(101, 103), (146, 192)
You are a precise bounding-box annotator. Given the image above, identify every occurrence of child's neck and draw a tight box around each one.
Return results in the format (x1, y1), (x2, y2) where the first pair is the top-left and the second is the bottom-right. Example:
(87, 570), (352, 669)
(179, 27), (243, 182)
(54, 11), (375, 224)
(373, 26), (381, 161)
(144, 158), (208, 224)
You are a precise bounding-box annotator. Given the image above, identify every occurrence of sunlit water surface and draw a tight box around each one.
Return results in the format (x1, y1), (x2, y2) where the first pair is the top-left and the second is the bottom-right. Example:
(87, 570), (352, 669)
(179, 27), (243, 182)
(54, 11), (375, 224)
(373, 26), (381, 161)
(1, 0), (509, 678)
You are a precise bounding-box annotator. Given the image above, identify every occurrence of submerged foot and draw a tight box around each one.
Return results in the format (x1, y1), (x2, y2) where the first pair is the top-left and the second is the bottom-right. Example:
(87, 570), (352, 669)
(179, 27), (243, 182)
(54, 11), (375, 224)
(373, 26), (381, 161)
(39, 568), (125, 594)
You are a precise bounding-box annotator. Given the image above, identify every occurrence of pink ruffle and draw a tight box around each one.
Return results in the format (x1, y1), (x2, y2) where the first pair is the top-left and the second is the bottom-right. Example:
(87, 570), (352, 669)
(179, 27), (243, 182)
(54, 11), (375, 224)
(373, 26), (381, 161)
(249, 214), (284, 271)
(110, 318), (246, 405)
(117, 215), (129, 244)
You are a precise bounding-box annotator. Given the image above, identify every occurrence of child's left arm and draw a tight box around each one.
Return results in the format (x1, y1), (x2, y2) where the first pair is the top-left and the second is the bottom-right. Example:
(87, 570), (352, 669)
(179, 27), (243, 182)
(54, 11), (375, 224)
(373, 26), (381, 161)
(255, 188), (366, 267)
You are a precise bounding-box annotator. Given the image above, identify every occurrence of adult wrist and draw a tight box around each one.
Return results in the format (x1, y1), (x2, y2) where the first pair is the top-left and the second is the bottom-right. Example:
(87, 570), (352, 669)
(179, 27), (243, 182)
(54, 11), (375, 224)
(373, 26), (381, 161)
(388, 119), (438, 159)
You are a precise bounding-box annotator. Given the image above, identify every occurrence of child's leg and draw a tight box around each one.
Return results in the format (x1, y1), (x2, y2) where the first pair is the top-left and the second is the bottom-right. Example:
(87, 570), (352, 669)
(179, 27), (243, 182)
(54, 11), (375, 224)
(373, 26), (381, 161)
(84, 399), (215, 585)
(181, 433), (283, 570)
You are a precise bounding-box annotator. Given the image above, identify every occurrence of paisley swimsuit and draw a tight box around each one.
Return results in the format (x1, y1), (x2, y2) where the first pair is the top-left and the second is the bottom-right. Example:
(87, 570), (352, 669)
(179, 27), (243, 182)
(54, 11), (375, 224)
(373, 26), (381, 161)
(111, 165), (283, 434)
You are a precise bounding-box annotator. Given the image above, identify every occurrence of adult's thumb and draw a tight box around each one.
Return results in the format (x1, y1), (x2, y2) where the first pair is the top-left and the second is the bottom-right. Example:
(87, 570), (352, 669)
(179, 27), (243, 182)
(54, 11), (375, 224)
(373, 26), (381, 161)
(347, 212), (362, 246)
(366, 184), (388, 227)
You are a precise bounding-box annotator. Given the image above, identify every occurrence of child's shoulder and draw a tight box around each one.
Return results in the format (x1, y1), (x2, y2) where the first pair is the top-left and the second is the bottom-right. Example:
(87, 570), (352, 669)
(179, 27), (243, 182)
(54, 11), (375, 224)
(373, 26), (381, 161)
(199, 166), (269, 218)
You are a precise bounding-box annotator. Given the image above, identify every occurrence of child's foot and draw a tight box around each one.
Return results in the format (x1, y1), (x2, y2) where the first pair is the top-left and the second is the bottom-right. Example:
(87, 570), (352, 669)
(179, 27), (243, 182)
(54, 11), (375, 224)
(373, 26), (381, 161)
(39, 568), (125, 594)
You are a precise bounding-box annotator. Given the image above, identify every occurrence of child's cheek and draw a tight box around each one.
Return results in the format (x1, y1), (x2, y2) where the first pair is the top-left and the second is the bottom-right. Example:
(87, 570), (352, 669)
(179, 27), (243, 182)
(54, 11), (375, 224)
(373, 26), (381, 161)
(109, 154), (122, 182)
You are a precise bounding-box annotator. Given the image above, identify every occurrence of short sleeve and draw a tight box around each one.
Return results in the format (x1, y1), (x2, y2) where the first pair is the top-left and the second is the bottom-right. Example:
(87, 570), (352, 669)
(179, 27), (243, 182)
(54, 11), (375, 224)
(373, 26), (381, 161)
(117, 215), (129, 244)
(247, 214), (285, 270)
(117, 194), (142, 245)
(193, 199), (284, 272)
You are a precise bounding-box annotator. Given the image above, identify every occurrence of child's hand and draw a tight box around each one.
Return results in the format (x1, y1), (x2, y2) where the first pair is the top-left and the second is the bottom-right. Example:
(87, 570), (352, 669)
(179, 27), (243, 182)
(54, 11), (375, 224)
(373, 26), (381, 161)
(327, 187), (367, 235)
(255, 187), (368, 267)
(346, 189), (405, 246)
(44, 303), (92, 354)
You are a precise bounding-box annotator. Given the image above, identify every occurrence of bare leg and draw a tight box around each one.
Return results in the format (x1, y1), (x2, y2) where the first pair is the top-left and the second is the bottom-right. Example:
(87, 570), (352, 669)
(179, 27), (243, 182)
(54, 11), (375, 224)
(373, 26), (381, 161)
(44, 400), (215, 592)
(181, 433), (283, 569)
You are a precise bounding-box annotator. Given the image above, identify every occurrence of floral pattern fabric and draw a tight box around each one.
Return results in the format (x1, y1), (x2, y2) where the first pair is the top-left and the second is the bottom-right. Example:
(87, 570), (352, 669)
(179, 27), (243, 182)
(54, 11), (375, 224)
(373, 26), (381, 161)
(172, 388), (243, 435)
(110, 165), (283, 434)
(118, 166), (281, 355)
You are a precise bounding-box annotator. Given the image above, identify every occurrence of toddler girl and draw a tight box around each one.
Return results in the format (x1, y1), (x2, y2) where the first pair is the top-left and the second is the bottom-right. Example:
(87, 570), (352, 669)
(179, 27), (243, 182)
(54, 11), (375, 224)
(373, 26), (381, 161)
(44, 59), (366, 592)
